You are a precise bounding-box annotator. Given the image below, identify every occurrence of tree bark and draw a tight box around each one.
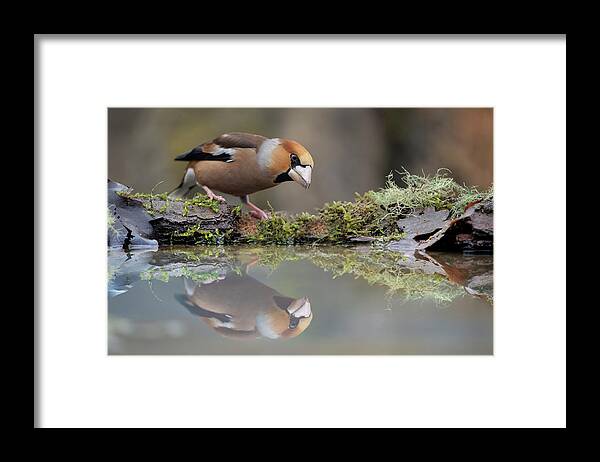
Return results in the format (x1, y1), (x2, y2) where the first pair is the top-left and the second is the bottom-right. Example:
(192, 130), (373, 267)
(108, 179), (493, 252)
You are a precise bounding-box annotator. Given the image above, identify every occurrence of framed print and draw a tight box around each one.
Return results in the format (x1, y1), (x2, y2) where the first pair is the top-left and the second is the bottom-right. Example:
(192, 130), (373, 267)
(35, 34), (566, 428)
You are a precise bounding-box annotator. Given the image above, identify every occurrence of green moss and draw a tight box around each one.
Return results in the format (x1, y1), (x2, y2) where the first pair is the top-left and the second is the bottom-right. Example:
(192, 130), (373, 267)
(179, 267), (223, 283)
(181, 195), (221, 215)
(319, 201), (360, 241)
(246, 245), (304, 269)
(231, 205), (242, 217)
(247, 212), (299, 245)
(140, 263), (222, 284)
(117, 190), (221, 215)
(240, 199), (393, 245)
(170, 246), (227, 261)
(239, 168), (492, 245)
(174, 225), (232, 245)
(292, 213), (325, 241)
(115, 169), (492, 246)
(318, 196), (398, 241)
(252, 246), (466, 302)
(450, 184), (494, 217)
(365, 168), (493, 217)
(117, 191), (169, 201)
(140, 268), (170, 283)
(136, 245), (473, 304)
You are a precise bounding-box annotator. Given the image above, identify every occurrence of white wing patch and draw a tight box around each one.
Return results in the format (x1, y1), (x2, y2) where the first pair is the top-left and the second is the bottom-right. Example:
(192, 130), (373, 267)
(214, 147), (235, 155)
(211, 146), (236, 162)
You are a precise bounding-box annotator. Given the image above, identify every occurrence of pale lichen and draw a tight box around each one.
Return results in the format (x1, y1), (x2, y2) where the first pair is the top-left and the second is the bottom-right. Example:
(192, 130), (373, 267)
(114, 169), (492, 246)
(238, 169), (492, 245)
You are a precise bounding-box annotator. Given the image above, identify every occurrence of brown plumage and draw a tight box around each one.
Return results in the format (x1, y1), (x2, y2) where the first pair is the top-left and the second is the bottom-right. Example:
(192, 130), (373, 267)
(169, 132), (314, 219)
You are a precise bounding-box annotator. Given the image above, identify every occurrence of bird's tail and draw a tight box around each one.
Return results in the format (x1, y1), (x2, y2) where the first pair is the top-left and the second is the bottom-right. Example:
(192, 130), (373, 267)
(168, 168), (197, 199)
(167, 184), (188, 199)
(174, 148), (197, 161)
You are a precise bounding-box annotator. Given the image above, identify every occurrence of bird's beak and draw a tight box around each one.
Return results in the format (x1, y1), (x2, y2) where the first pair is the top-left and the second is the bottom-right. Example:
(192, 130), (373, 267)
(287, 297), (312, 319)
(288, 166), (312, 189)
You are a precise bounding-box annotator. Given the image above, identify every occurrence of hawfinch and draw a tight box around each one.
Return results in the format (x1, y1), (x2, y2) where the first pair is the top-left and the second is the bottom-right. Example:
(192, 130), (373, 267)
(175, 271), (313, 341)
(169, 132), (314, 219)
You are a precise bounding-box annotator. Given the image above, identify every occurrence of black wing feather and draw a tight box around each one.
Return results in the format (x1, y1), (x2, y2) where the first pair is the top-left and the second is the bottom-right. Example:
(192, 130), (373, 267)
(174, 147), (233, 162)
(174, 294), (233, 323)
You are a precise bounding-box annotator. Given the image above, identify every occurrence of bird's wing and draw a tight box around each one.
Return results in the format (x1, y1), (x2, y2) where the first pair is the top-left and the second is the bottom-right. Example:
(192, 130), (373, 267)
(174, 293), (233, 323)
(174, 132), (268, 162)
(273, 295), (296, 311)
(213, 132), (268, 150)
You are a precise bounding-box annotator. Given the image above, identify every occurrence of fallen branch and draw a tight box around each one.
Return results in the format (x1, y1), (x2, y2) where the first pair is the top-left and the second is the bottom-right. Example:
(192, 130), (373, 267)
(108, 169), (493, 252)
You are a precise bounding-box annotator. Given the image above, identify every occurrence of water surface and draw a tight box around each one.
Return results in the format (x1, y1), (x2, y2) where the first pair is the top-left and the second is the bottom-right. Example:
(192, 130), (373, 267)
(108, 245), (492, 355)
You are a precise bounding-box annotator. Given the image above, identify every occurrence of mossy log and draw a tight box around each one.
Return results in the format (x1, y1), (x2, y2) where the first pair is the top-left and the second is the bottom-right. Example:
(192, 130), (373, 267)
(108, 171), (493, 252)
(141, 197), (237, 245)
(108, 180), (237, 248)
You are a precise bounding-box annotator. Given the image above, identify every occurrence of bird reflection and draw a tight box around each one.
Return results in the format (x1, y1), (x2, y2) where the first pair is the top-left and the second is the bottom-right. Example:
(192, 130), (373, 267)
(175, 266), (312, 340)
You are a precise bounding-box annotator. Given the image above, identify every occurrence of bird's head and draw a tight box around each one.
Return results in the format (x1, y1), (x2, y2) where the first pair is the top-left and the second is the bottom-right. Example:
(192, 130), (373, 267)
(270, 139), (314, 189)
(256, 295), (313, 339)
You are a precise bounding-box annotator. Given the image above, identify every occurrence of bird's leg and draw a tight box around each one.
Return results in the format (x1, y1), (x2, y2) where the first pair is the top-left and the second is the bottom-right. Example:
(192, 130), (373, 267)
(240, 195), (270, 220)
(199, 184), (226, 202)
(245, 256), (260, 270)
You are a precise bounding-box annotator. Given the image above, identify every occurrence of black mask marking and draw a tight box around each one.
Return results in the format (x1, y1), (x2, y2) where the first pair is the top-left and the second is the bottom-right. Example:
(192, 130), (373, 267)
(274, 170), (292, 183)
(274, 154), (307, 183)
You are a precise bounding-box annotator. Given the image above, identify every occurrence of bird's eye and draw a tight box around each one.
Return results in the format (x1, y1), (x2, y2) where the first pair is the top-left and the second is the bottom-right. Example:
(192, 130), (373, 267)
(290, 153), (299, 166)
(289, 316), (300, 329)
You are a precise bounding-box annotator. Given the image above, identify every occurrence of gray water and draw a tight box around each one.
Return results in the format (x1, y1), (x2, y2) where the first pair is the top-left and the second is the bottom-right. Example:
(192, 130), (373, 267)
(108, 245), (492, 355)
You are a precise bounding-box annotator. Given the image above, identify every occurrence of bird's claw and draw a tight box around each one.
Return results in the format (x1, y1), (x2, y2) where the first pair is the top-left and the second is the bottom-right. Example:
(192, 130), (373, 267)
(250, 210), (270, 220)
(206, 193), (226, 202)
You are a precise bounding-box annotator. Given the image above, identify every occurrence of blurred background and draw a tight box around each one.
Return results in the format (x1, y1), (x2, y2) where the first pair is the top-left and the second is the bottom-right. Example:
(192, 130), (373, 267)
(108, 108), (493, 213)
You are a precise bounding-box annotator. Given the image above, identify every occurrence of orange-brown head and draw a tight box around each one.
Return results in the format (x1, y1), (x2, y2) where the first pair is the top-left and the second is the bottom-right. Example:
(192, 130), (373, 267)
(264, 138), (314, 189)
(257, 296), (313, 339)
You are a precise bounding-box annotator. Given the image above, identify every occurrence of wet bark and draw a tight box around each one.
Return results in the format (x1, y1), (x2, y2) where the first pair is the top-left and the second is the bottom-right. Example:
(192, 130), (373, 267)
(108, 180), (159, 250)
(108, 179), (493, 252)
(108, 180), (236, 249)
(415, 200), (493, 253)
(387, 200), (493, 254)
(144, 198), (236, 245)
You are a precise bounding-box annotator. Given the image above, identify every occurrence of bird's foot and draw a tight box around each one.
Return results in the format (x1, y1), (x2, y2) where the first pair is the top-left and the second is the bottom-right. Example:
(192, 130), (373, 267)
(249, 209), (270, 220)
(208, 193), (227, 202)
(240, 195), (270, 220)
(201, 185), (227, 202)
